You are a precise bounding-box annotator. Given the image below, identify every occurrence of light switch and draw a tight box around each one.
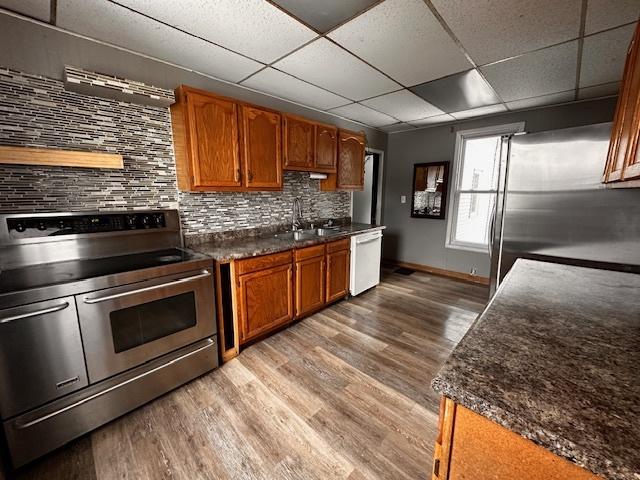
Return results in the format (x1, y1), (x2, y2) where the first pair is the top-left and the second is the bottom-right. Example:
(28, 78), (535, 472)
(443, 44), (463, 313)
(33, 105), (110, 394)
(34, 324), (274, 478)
(400, 195), (407, 204)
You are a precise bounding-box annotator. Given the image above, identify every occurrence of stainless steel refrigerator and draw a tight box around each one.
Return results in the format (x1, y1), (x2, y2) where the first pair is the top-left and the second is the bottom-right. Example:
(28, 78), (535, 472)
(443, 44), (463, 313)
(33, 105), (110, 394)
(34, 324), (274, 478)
(490, 122), (640, 295)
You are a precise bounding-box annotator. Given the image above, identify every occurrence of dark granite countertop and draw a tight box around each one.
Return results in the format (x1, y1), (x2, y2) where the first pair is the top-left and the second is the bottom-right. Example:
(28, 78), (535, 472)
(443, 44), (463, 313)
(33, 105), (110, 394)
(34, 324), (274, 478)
(187, 223), (385, 262)
(432, 259), (640, 480)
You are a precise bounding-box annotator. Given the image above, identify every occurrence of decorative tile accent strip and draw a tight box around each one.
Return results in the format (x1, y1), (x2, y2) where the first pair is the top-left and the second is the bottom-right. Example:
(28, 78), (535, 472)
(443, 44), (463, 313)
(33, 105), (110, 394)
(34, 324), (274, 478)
(0, 68), (351, 235)
(64, 65), (175, 108)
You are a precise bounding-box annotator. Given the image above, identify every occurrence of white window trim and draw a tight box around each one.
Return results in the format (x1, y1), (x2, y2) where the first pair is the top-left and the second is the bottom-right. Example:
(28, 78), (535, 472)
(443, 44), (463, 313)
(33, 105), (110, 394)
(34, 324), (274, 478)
(445, 122), (525, 253)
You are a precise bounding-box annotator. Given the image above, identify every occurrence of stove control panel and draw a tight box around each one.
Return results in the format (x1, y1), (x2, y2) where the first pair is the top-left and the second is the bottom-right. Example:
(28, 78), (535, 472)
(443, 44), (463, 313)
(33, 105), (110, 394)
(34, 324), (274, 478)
(7, 212), (167, 239)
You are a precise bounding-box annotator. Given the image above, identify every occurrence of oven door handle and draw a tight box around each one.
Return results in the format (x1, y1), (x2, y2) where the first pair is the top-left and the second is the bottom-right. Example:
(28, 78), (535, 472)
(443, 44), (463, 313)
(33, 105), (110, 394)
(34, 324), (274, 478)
(83, 270), (211, 304)
(0, 302), (70, 324)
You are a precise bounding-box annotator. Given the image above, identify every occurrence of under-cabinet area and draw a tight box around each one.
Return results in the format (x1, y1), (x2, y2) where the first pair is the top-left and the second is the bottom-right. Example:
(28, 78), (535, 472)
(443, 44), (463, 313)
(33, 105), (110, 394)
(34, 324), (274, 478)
(213, 237), (352, 360)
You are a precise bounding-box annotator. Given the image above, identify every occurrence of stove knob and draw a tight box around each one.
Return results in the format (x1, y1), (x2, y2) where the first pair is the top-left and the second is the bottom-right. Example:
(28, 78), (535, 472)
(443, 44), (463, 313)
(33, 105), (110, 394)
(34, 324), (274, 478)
(126, 215), (137, 228)
(58, 220), (66, 229)
(141, 215), (151, 228)
(14, 222), (26, 233)
(37, 221), (47, 231)
(152, 214), (164, 227)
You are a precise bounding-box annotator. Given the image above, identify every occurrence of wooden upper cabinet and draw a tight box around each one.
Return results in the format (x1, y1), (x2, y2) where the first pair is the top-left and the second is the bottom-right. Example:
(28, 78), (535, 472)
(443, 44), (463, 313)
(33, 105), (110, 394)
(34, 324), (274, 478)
(603, 22), (640, 185)
(337, 130), (366, 190)
(239, 105), (282, 190)
(283, 115), (315, 170)
(171, 87), (241, 190)
(315, 123), (338, 172)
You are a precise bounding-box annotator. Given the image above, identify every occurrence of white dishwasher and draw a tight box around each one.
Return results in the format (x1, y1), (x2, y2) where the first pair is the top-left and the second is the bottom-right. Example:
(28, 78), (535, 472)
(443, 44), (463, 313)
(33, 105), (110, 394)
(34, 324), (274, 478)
(350, 229), (383, 296)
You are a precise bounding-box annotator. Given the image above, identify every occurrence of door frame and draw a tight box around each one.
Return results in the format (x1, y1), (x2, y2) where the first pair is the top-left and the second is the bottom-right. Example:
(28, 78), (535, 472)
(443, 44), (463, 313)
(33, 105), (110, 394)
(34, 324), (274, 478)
(351, 147), (385, 225)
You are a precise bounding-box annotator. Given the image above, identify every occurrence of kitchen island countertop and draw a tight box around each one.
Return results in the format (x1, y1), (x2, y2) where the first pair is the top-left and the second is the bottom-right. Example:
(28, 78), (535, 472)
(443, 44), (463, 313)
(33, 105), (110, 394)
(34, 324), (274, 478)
(432, 259), (640, 480)
(187, 223), (385, 262)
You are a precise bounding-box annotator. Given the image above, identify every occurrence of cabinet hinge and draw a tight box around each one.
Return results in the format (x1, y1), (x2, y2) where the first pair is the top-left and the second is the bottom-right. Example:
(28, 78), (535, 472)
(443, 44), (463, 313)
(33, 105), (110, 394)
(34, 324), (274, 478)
(433, 459), (440, 477)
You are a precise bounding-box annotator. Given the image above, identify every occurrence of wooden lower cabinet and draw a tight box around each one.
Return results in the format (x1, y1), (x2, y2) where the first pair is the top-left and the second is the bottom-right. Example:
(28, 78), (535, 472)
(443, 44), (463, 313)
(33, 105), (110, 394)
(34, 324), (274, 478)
(236, 252), (294, 343)
(326, 240), (350, 303)
(432, 397), (599, 480)
(294, 245), (326, 318)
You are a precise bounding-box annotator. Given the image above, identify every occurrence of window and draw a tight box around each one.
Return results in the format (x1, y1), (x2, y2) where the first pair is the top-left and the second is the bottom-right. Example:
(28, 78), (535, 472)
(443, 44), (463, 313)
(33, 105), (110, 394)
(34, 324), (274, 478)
(446, 123), (524, 252)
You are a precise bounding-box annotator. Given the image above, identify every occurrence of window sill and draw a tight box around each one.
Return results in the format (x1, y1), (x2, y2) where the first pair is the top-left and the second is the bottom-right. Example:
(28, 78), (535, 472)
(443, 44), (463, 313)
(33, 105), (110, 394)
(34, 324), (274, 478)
(445, 242), (490, 254)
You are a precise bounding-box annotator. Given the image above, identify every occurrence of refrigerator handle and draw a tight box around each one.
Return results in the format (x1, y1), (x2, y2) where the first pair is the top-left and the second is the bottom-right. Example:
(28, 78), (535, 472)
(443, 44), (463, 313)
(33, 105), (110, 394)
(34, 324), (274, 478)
(488, 207), (496, 258)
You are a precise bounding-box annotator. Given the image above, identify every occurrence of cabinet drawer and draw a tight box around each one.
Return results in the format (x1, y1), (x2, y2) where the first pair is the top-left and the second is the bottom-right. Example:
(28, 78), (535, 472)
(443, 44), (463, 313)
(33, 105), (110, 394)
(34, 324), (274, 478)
(236, 250), (292, 275)
(294, 244), (325, 261)
(327, 238), (350, 253)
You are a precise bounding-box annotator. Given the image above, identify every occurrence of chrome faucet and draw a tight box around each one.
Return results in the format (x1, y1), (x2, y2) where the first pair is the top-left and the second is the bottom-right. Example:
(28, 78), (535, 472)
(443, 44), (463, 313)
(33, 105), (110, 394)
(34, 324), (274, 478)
(292, 197), (303, 231)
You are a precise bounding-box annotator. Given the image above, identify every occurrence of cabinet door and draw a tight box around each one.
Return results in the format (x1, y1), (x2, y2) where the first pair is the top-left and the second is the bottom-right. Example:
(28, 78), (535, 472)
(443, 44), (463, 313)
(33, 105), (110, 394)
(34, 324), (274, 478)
(295, 254), (326, 318)
(240, 105), (282, 189)
(187, 91), (242, 188)
(604, 22), (640, 183)
(238, 264), (293, 342)
(315, 123), (337, 172)
(283, 115), (314, 170)
(336, 130), (365, 190)
(326, 248), (350, 303)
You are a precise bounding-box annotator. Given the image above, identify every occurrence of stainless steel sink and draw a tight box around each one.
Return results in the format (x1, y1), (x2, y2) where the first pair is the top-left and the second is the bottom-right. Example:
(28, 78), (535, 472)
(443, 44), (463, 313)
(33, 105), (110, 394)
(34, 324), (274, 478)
(274, 227), (344, 240)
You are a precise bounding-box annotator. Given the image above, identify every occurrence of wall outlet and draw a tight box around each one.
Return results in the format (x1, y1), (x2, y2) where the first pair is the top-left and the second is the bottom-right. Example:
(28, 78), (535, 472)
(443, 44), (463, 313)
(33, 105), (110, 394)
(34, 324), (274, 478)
(400, 195), (406, 204)
(470, 268), (477, 276)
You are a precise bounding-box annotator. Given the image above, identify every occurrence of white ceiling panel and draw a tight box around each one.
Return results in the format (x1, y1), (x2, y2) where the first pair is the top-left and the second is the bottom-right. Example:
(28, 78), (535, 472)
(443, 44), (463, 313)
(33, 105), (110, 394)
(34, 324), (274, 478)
(329, 103), (397, 127)
(409, 114), (456, 126)
(450, 104), (507, 120)
(580, 23), (636, 87)
(115, 0), (317, 63)
(273, 38), (401, 100)
(481, 41), (579, 102)
(361, 90), (444, 122)
(506, 90), (575, 110)
(241, 68), (351, 110)
(57, 0), (262, 83)
(432, 0), (582, 66)
(585, 0), (640, 35)
(0, 0), (50, 21)
(328, 0), (472, 86)
(380, 123), (416, 133)
(578, 81), (621, 100)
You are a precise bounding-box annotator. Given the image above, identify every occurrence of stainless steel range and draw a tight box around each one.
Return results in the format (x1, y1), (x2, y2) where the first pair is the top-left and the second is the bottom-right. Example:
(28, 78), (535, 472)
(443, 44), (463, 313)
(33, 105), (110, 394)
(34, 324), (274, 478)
(0, 210), (218, 468)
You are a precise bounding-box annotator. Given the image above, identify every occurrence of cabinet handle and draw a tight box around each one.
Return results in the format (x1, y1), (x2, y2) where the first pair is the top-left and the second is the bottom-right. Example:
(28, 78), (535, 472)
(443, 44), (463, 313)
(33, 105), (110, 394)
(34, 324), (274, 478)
(235, 168), (240, 182)
(248, 171), (253, 182)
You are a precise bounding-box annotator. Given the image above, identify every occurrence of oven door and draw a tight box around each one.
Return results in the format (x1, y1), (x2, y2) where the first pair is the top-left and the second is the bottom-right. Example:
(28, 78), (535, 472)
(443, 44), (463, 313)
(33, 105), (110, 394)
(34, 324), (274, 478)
(76, 268), (215, 384)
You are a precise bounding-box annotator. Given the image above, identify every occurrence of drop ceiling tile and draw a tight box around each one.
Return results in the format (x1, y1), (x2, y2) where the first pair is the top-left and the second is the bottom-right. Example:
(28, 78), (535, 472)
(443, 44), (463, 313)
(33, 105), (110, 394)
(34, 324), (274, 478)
(328, 0), (472, 86)
(585, 0), (640, 34)
(506, 90), (575, 110)
(273, 38), (401, 100)
(0, 0), (49, 21)
(57, 0), (262, 83)
(241, 68), (351, 110)
(432, 0), (581, 66)
(269, 0), (380, 33)
(115, 0), (317, 63)
(380, 123), (416, 133)
(578, 81), (621, 100)
(450, 104), (507, 120)
(361, 90), (443, 122)
(481, 41), (578, 102)
(410, 69), (501, 113)
(408, 114), (456, 126)
(580, 23), (636, 87)
(328, 103), (396, 127)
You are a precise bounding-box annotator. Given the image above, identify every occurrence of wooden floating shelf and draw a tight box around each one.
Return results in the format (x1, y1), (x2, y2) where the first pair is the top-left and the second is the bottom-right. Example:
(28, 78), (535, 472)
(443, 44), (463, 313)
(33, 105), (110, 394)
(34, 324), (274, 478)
(0, 146), (124, 169)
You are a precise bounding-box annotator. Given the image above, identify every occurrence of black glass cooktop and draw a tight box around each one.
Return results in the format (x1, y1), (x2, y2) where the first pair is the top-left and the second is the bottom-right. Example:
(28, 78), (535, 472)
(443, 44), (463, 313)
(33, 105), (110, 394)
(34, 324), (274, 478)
(0, 248), (204, 295)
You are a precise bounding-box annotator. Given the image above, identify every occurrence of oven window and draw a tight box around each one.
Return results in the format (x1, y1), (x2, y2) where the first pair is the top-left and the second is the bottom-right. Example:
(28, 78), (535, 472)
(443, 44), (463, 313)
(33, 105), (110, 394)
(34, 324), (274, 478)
(109, 292), (197, 353)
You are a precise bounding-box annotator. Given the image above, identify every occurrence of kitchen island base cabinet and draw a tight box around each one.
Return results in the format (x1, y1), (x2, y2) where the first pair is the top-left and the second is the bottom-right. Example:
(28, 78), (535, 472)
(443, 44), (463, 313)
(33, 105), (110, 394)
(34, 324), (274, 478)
(432, 397), (599, 480)
(235, 252), (293, 343)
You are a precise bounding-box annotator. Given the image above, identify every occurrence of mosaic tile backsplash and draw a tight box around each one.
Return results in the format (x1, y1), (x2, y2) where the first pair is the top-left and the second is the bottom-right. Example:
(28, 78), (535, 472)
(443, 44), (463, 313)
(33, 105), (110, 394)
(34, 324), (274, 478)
(0, 68), (351, 234)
